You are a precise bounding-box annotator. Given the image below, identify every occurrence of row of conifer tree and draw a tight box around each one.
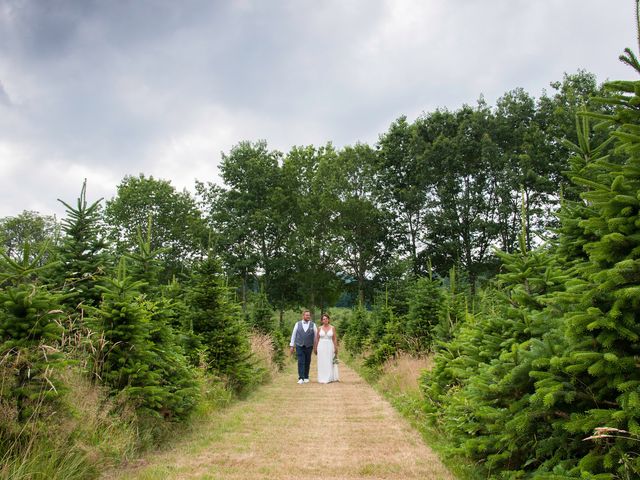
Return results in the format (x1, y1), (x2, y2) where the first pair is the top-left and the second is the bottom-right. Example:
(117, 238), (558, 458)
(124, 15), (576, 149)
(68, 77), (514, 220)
(341, 49), (640, 478)
(0, 181), (283, 476)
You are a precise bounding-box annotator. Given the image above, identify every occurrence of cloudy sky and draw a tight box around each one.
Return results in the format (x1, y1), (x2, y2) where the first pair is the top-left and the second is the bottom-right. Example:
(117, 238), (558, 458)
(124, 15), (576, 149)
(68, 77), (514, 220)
(0, 0), (636, 218)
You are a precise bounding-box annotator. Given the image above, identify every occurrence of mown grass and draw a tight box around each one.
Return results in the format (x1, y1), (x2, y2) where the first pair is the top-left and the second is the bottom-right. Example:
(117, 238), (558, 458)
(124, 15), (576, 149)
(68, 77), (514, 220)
(109, 357), (453, 480)
(345, 351), (482, 480)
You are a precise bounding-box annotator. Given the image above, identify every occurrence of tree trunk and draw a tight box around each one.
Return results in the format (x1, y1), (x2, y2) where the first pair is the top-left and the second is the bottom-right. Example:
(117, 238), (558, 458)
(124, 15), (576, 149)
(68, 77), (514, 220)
(241, 272), (248, 312)
(310, 291), (316, 320)
(358, 272), (365, 308)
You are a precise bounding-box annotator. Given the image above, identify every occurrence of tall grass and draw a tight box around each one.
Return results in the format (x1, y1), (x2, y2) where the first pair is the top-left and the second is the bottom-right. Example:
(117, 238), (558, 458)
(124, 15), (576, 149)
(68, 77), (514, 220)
(2, 438), (95, 480)
(0, 320), (285, 479)
(0, 364), (140, 480)
(249, 331), (281, 378)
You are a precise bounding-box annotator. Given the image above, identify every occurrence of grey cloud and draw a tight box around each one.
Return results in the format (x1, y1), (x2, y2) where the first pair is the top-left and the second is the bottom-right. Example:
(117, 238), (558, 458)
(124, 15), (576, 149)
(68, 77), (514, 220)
(0, 80), (11, 106)
(0, 0), (635, 218)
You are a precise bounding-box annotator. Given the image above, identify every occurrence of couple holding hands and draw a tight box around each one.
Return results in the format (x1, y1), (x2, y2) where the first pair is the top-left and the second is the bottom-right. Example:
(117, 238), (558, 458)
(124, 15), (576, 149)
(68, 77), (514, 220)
(289, 310), (339, 384)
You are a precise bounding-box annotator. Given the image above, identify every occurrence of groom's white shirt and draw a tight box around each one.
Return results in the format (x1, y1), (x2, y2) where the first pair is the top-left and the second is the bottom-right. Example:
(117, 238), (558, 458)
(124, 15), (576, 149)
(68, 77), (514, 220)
(289, 320), (317, 347)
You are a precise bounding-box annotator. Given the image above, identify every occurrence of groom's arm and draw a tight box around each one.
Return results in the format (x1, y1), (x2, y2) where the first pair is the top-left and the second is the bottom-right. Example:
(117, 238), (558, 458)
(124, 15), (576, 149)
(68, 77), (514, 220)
(289, 322), (298, 353)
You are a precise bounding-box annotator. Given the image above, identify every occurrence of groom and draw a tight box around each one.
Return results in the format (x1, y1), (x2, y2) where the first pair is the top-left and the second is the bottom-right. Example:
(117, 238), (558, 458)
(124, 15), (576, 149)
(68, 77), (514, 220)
(289, 310), (317, 384)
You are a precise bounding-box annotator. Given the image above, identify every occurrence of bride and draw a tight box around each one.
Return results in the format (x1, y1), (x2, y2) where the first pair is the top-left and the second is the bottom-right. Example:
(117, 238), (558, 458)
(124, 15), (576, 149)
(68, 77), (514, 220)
(314, 313), (339, 383)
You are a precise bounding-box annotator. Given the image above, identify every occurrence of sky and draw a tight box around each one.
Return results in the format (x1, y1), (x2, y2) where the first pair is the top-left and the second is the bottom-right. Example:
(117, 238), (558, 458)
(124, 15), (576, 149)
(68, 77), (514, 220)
(0, 0), (636, 218)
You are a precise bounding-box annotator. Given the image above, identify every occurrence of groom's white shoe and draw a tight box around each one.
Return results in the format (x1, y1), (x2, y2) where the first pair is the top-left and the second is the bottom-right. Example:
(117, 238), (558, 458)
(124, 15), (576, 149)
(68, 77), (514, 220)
(297, 379), (304, 384)
(303, 379), (310, 383)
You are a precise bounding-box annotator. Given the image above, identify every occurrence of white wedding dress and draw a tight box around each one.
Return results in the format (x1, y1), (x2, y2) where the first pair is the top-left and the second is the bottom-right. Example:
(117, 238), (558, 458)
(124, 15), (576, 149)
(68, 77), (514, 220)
(317, 328), (339, 383)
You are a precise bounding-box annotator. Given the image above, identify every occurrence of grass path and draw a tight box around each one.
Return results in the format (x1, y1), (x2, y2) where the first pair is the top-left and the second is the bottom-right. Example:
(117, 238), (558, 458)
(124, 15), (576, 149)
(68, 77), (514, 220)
(104, 359), (454, 480)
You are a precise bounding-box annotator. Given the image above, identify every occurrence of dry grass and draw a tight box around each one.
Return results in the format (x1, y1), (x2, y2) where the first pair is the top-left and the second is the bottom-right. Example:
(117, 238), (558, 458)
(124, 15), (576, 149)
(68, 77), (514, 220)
(105, 360), (454, 480)
(0, 365), (140, 480)
(57, 367), (139, 466)
(377, 353), (434, 395)
(249, 331), (280, 377)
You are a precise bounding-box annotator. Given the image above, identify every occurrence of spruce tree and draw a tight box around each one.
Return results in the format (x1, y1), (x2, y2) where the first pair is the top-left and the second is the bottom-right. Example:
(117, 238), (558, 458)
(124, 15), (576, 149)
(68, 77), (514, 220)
(187, 254), (253, 392)
(364, 305), (402, 369)
(50, 180), (110, 309)
(405, 276), (444, 352)
(0, 247), (65, 421)
(369, 289), (394, 341)
(125, 216), (166, 295)
(343, 306), (370, 354)
(249, 290), (275, 334)
(88, 260), (164, 411)
(88, 259), (198, 419)
(530, 71), (640, 477)
(432, 266), (467, 343)
(139, 296), (199, 420)
(249, 290), (286, 370)
(422, 217), (569, 476)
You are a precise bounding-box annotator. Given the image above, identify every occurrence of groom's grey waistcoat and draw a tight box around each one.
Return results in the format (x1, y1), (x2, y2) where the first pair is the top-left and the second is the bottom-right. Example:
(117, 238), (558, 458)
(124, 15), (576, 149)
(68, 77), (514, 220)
(295, 321), (315, 347)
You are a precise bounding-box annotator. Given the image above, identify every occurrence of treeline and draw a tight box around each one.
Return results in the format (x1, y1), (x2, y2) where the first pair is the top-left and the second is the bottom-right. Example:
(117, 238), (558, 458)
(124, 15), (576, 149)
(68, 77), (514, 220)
(198, 70), (607, 312)
(341, 62), (640, 477)
(2, 72), (603, 313)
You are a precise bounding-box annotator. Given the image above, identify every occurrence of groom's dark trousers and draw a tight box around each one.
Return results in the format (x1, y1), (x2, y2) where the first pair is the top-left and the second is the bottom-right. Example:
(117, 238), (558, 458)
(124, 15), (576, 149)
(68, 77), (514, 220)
(296, 345), (313, 380)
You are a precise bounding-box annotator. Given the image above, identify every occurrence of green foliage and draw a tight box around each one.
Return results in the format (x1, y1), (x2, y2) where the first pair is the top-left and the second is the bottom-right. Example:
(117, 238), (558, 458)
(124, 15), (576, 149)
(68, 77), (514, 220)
(364, 309), (403, 370)
(50, 180), (110, 309)
(88, 260), (198, 419)
(105, 174), (206, 283)
(343, 307), (371, 354)
(197, 141), (289, 310)
(405, 276), (444, 352)
(0, 211), (59, 264)
(125, 215), (166, 294)
(537, 76), (640, 477)
(432, 266), (468, 343)
(187, 255), (254, 392)
(376, 116), (432, 275)
(1, 437), (96, 480)
(369, 292), (394, 341)
(247, 291), (286, 370)
(0, 247), (65, 423)
(422, 244), (570, 476)
(330, 144), (396, 304)
(420, 54), (640, 477)
(280, 144), (344, 310)
(248, 290), (275, 334)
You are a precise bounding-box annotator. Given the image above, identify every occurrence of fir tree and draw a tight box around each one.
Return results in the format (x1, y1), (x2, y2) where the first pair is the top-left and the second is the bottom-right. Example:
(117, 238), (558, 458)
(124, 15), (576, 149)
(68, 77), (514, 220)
(88, 260), (164, 411)
(343, 306), (370, 354)
(125, 215), (167, 295)
(0, 246), (65, 421)
(364, 305), (402, 369)
(249, 290), (275, 334)
(532, 72), (640, 477)
(423, 213), (569, 476)
(50, 180), (110, 309)
(432, 266), (467, 344)
(369, 288), (394, 341)
(140, 296), (199, 420)
(187, 254), (254, 392)
(405, 275), (444, 352)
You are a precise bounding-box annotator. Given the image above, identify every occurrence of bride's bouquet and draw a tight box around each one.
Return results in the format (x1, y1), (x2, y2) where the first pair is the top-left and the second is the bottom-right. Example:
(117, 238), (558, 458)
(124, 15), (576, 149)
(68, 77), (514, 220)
(333, 354), (339, 365)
